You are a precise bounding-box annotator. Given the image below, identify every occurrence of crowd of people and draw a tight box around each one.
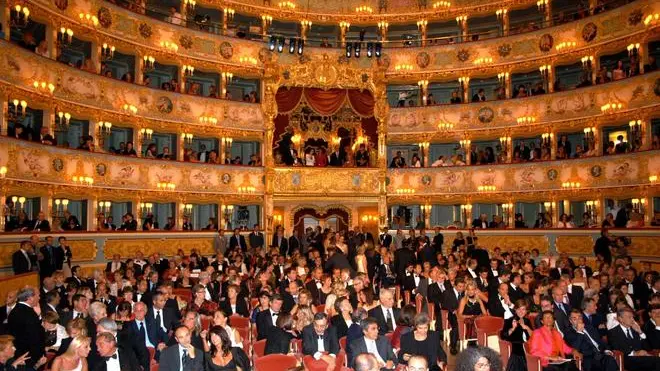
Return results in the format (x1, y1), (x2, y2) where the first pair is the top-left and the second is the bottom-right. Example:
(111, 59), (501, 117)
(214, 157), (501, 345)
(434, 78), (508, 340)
(2, 217), (660, 371)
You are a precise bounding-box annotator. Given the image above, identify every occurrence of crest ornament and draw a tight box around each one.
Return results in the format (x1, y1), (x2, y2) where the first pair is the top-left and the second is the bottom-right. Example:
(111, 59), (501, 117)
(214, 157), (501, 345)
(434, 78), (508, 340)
(457, 49), (470, 62)
(97, 7), (112, 28)
(139, 23), (152, 39)
(219, 42), (233, 59)
(582, 23), (597, 42)
(416, 52), (430, 68)
(179, 35), (193, 49)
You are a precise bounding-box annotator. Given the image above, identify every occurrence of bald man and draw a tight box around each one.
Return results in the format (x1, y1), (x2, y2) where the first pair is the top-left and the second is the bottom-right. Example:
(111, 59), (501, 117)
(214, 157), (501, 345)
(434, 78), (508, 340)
(158, 326), (202, 371)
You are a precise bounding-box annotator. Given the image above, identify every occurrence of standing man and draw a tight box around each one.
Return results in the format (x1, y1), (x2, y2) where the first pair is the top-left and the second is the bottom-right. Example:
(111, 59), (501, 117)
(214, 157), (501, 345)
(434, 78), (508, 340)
(8, 287), (47, 370)
(12, 240), (33, 274)
(229, 228), (247, 252)
(249, 224), (264, 250)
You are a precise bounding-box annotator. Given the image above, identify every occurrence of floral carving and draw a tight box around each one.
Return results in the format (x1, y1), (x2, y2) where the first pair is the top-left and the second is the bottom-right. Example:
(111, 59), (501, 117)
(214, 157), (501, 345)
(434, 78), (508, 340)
(97, 7), (112, 28)
(54, 0), (68, 10)
(477, 107), (494, 123)
(118, 166), (134, 180)
(416, 52), (430, 68)
(457, 49), (470, 62)
(377, 54), (390, 69)
(219, 42), (233, 59)
(138, 23), (152, 39)
(582, 22), (597, 42)
(179, 35), (193, 49)
(498, 43), (512, 57)
(23, 153), (44, 176)
(539, 34), (553, 52)
(628, 9), (643, 26)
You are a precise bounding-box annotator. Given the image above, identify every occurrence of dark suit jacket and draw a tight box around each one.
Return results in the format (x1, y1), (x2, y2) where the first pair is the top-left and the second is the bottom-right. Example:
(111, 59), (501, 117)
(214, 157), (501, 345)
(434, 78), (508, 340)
(379, 233), (392, 248)
(508, 284), (525, 303)
(158, 344), (203, 371)
(324, 253), (354, 275)
(331, 314), (351, 339)
(564, 322), (608, 357)
(229, 235), (247, 252)
(441, 288), (462, 313)
(39, 244), (62, 276)
(305, 280), (322, 305)
(272, 235), (289, 256)
(288, 236), (301, 255)
(12, 250), (31, 274)
(348, 335), (397, 368)
(393, 248), (416, 285)
(92, 346), (140, 371)
(265, 327), (294, 354)
(256, 309), (277, 340)
(219, 298), (249, 317)
(29, 219), (50, 232)
(399, 330), (447, 366)
(368, 305), (400, 335)
(643, 319), (660, 350)
(553, 302), (572, 334)
(105, 261), (126, 273)
(302, 324), (340, 355)
(8, 303), (45, 369)
(568, 286), (584, 311)
(249, 232), (264, 249)
(146, 306), (178, 333)
(608, 325), (648, 354)
(487, 294), (510, 318)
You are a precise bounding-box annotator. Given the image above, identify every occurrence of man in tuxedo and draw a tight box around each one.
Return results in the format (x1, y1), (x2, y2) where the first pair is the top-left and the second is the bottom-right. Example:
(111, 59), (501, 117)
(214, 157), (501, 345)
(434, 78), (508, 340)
(575, 257), (593, 280)
(442, 277), (465, 355)
(379, 228), (392, 249)
(432, 227), (444, 255)
(302, 312), (340, 367)
(561, 275), (584, 312)
(229, 228), (247, 252)
(0, 290), (17, 332)
(256, 294), (284, 340)
(552, 286), (572, 335)
(325, 247), (355, 275)
(403, 263), (428, 299)
(12, 240), (33, 274)
(288, 233), (301, 256)
(348, 317), (397, 369)
(393, 244), (416, 285)
(29, 211), (50, 232)
(249, 224), (264, 249)
(281, 281), (300, 313)
(39, 236), (61, 278)
(329, 148), (344, 166)
(488, 283), (514, 319)
(272, 229), (289, 257)
(564, 309), (618, 371)
(147, 292), (178, 334)
(65, 265), (84, 288)
(8, 287), (46, 370)
(508, 273), (525, 303)
(643, 304), (660, 350)
(608, 307), (660, 369)
(105, 254), (125, 274)
(95, 331), (140, 371)
(158, 326), (203, 371)
(472, 213), (489, 229)
(367, 289), (400, 335)
(59, 294), (89, 326)
(305, 268), (324, 305)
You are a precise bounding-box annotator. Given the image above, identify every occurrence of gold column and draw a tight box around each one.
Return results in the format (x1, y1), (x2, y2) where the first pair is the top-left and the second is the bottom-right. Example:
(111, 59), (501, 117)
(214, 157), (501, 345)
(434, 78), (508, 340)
(91, 41), (101, 75)
(0, 92), (6, 136)
(642, 118), (652, 150)
(339, 22), (350, 47)
(176, 132), (185, 161)
(222, 12), (229, 35)
(457, 16), (468, 42)
(43, 109), (55, 136)
(546, 65), (555, 93)
(41, 195), (53, 226)
(543, 0), (553, 26)
(134, 52), (144, 85)
(550, 132), (557, 160)
(424, 205), (431, 229)
(588, 0), (597, 15)
(417, 20), (428, 47)
(591, 54), (600, 83)
(593, 127), (602, 157)
(502, 11), (510, 36)
(220, 75), (228, 99)
(219, 138), (226, 164)
(639, 44), (648, 74)
(0, 1), (9, 41)
(133, 127), (142, 156)
(178, 66), (186, 94)
(46, 24), (57, 59)
(179, 5), (187, 27)
(88, 195), (98, 231)
(642, 196), (651, 226)
(562, 200), (570, 218)
(0, 195), (5, 232)
(89, 120), (100, 149)
(133, 197), (142, 222)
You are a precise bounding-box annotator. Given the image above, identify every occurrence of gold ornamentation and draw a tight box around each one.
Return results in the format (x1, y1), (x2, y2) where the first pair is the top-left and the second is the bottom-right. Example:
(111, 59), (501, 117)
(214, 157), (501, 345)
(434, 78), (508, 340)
(0, 272), (39, 305)
(104, 238), (214, 259)
(555, 235), (594, 254)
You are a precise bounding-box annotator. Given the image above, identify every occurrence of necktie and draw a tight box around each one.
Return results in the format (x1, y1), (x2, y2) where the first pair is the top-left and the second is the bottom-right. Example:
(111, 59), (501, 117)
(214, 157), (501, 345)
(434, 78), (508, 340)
(182, 348), (188, 368)
(627, 328), (633, 340)
(386, 309), (394, 331)
(76, 312), (82, 319)
(139, 321), (146, 340)
(318, 335), (324, 340)
(156, 310), (162, 329)
(106, 353), (118, 361)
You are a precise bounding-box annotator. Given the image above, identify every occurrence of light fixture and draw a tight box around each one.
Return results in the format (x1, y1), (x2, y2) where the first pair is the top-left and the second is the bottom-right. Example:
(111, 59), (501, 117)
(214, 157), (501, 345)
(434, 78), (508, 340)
(459, 139), (471, 149)
(157, 182), (176, 190)
(58, 27), (74, 46)
(416, 19), (428, 30)
(278, 1), (296, 9)
(499, 136), (511, 150)
(541, 132), (553, 146)
(581, 55), (594, 70)
(273, 214), (283, 224)
(354, 42), (361, 58)
(98, 121), (112, 136)
(221, 72), (234, 84)
(496, 8), (507, 20)
(627, 43), (640, 56)
(182, 64), (195, 77)
(72, 175), (94, 186)
(261, 15), (273, 28)
(583, 127), (597, 139)
(182, 203), (193, 218)
(52, 198), (69, 218)
(122, 104), (138, 115)
(101, 43), (115, 61)
(182, 133), (194, 144)
(537, 0), (548, 11)
(238, 186), (256, 193)
(497, 72), (509, 84)
(340, 21), (351, 30)
(0, 166), (7, 178)
(142, 55), (155, 71)
(477, 185), (496, 192)
(460, 204), (473, 226)
(355, 5), (373, 13)
(585, 200), (599, 219)
(561, 182), (581, 189)
(239, 56), (258, 65)
(79, 12), (99, 27)
(418, 142), (430, 151)
(395, 188), (416, 194)
(644, 13), (660, 26)
(516, 116), (536, 124)
(629, 119), (643, 130)
(301, 19), (312, 28)
(184, 0), (196, 11)
(501, 202), (513, 213)
(394, 64), (414, 72)
(199, 116), (218, 125)
(11, 196), (27, 212)
(289, 37), (296, 53)
(555, 41), (577, 52)
(437, 122), (454, 131)
(378, 20), (389, 32)
(473, 57), (493, 66)
(160, 41), (179, 53)
(417, 80), (429, 89)
(224, 8), (235, 20)
(361, 214), (378, 222)
(649, 175), (658, 183)
(8, 99), (28, 123)
(433, 1), (451, 9)
(139, 128), (153, 142)
(98, 201), (112, 214)
(11, 5), (30, 28)
(543, 201), (555, 211)
(222, 204), (234, 226)
(456, 15), (467, 25)
(139, 202), (154, 213)
(600, 102), (623, 114)
(631, 198), (646, 214)
(539, 65), (551, 80)
(55, 111), (71, 132)
(458, 76), (470, 89)
(32, 81), (55, 95)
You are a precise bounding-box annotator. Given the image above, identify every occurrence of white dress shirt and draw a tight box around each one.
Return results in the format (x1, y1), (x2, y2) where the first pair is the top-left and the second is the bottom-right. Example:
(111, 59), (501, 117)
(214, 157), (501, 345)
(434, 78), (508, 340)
(105, 351), (121, 371)
(364, 338), (384, 364)
(136, 319), (154, 347)
(380, 306), (397, 331)
(152, 308), (166, 332)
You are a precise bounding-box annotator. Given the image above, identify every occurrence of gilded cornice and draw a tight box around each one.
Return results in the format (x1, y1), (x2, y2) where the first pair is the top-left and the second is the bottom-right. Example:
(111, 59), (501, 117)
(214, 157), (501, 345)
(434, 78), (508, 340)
(0, 41), (264, 138)
(388, 72), (660, 138)
(0, 137), (265, 203)
(387, 150), (660, 201)
(272, 167), (381, 196)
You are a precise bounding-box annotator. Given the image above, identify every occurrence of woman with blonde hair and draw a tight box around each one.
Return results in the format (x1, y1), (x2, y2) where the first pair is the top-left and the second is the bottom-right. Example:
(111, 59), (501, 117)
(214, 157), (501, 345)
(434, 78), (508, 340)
(0, 335), (31, 369)
(294, 305), (314, 331)
(355, 244), (368, 274)
(51, 336), (91, 371)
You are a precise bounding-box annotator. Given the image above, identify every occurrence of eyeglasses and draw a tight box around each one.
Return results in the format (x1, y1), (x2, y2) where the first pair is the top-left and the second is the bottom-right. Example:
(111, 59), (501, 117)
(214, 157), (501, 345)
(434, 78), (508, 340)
(407, 367), (427, 371)
(475, 361), (491, 370)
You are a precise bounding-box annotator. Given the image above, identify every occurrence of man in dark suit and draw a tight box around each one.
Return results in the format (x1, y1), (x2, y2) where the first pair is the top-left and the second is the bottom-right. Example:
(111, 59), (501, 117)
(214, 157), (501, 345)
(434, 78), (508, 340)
(329, 149), (343, 166)
(94, 331), (141, 371)
(562, 275), (585, 312)
(643, 304), (660, 350)
(28, 211), (50, 232)
(157, 326), (203, 371)
(348, 317), (397, 369)
(229, 228), (247, 252)
(121, 301), (167, 370)
(306, 268), (324, 305)
(302, 312), (340, 366)
(582, 298), (606, 337)
(508, 273), (525, 303)
(39, 236), (60, 278)
(403, 263), (428, 299)
(565, 309), (618, 371)
(608, 307), (660, 369)
(105, 254), (125, 274)
(288, 233), (301, 255)
(249, 224), (264, 249)
(256, 294), (284, 340)
(8, 287), (46, 370)
(431, 228), (444, 256)
(65, 265), (84, 287)
(147, 292), (178, 334)
(393, 245), (416, 285)
(552, 286), (572, 334)
(368, 288), (400, 335)
(472, 213), (489, 229)
(0, 290), (17, 333)
(379, 228), (392, 248)
(442, 277), (465, 355)
(272, 229), (289, 257)
(219, 285), (250, 317)
(594, 229), (612, 264)
(12, 240), (33, 274)
(324, 247), (355, 275)
(488, 282), (514, 319)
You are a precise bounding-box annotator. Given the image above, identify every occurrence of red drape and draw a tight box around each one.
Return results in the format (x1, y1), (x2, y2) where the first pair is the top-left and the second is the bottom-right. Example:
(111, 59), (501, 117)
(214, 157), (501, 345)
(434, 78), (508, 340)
(347, 89), (375, 117)
(302, 88), (347, 116)
(292, 207), (349, 237)
(275, 87), (374, 117)
(275, 87), (304, 114)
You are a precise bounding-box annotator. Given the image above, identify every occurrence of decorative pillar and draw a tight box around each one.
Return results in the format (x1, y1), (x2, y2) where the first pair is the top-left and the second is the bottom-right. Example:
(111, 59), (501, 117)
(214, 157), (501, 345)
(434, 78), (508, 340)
(133, 128), (142, 156)
(562, 200), (570, 218)
(0, 93), (6, 136)
(339, 22), (350, 47)
(550, 132), (557, 160)
(134, 53), (144, 85)
(0, 195), (5, 232)
(591, 54), (600, 83)
(593, 127), (602, 157)
(87, 195), (98, 231)
(642, 196), (651, 226)
(176, 132), (185, 161)
(179, 5), (187, 27)
(46, 24), (57, 59)
(300, 20), (312, 41)
(459, 77), (470, 103)
(424, 205), (431, 229)
(379, 195), (388, 229)
(378, 22), (389, 43)
(639, 45), (648, 74)
(542, 0), (552, 26)
(642, 118), (652, 150)
(222, 10), (229, 35)
(133, 197), (142, 222)
(544, 65), (555, 93)
(178, 66), (186, 94)
(456, 16), (468, 42)
(501, 11), (510, 36)
(41, 196), (53, 225)
(220, 75), (228, 99)
(91, 41), (101, 75)
(43, 109), (55, 136)
(0, 1), (9, 41)
(89, 120), (100, 149)
(219, 138), (226, 164)
(417, 20), (428, 47)
(588, 0), (597, 15)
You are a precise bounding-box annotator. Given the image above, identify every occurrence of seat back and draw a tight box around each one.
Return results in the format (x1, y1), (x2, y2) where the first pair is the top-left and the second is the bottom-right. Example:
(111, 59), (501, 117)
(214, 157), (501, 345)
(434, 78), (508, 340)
(440, 309), (449, 329)
(253, 339), (267, 358)
(316, 304), (326, 313)
(339, 336), (347, 351)
(172, 288), (191, 303)
(474, 316), (504, 347)
(201, 317), (212, 331)
(404, 291), (411, 305)
(303, 355), (330, 371)
(254, 354), (298, 371)
(523, 342), (542, 371)
(415, 295), (424, 313)
(498, 339), (512, 370)
(229, 315), (250, 330)
(236, 326), (250, 350)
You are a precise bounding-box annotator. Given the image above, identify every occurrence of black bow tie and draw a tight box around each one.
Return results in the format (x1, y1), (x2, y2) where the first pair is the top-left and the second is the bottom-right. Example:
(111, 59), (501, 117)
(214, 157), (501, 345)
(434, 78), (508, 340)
(318, 335), (324, 340)
(105, 353), (118, 361)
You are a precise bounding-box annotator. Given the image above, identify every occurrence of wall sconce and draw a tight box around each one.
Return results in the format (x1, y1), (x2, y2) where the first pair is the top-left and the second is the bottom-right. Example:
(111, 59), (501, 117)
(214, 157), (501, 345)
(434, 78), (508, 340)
(98, 201), (112, 214)
(0, 166), (7, 178)
(496, 8), (507, 20)
(581, 55), (594, 70)
(585, 200), (599, 220)
(58, 27), (73, 46)
(238, 186), (256, 193)
(394, 64), (413, 72)
(122, 104), (138, 115)
(583, 127), (597, 141)
(418, 142), (430, 154)
(98, 121), (112, 136)
(101, 43), (115, 61)
(239, 56), (258, 65)
(78, 12), (99, 27)
(182, 203), (193, 218)
(355, 5), (374, 13)
(629, 119), (642, 131)
(477, 185), (496, 192)
(72, 175), (94, 186)
(555, 41), (576, 52)
(300, 19), (312, 28)
(339, 21), (351, 32)
(199, 116), (218, 125)
(361, 215), (378, 223)
(55, 111), (71, 132)
(278, 1), (296, 9)
(395, 188), (416, 195)
(222, 204), (234, 227)
(460, 204), (472, 226)
(160, 41), (179, 53)
(543, 201), (555, 213)
(157, 182), (176, 190)
(273, 214), (283, 227)
(537, 0), (548, 11)
(261, 14), (273, 27)
(496, 73), (509, 86)
(456, 15), (468, 25)
(224, 8), (235, 20)
(184, 0), (196, 11)
(139, 128), (153, 142)
(627, 43), (640, 57)
(600, 102), (623, 114)
(420, 204), (432, 218)
(501, 202), (513, 213)
(516, 116), (536, 124)
(11, 5), (30, 28)
(650, 175), (658, 183)
(33, 81), (55, 94)
(142, 55), (156, 71)
(182, 133), (194, 145)
(631, 198), (646, 214)
(499, 136), (511, 151)
(433, 1), (451, 8)
(8, 99), (28, 123)
(416, 19), (428, 30)
(139, 202), (153, 213)
(644, 13), (659, 26)
(52, 198), (69, 218)
(222, 72), (234, 84)
(561, 181), (581, 189)
(458, 76), (470, 90)
(539, 65), (551, 81)
(438, 122), (454, 131)
(459, 139), (471, 149)
(473, 57), (493, 66)
(377, 21), (389, 33)
(11, 196), (27, 212)
(182, 64), (195, 77)
(541, 132), (553, 146)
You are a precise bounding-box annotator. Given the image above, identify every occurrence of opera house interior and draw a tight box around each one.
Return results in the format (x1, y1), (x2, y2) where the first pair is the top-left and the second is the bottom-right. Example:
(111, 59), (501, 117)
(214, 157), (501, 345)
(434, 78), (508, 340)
(0, 0), (659, 369)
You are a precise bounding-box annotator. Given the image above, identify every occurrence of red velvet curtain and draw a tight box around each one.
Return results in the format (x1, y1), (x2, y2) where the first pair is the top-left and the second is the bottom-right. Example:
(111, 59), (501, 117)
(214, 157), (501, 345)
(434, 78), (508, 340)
(275, 87), (374, 117)
(275, 87), (304, 114)
(302, 88), (347, 116)
(292, 207), (349, 237)
(347, 89), (375, 117)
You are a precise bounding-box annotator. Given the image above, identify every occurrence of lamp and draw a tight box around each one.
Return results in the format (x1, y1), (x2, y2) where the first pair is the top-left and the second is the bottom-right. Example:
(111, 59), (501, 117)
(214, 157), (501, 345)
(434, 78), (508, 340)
(585, 200), (599, 221)
(650, 175), (658, 183)
(261, 14), (273, 27)
(222, 72), (234, 84)
(456, 15), (468, 25)
(631, 198), (646, 214)
(433, 1), (451, 8)
(101, 43), (115, 61)
(278, 1), (296, 9)
(182, 133), (194, 145)
(537, 0), (548, 11)
(156, 182), (176, 190)
(142, 55), (155, 71)
(555, 41), (577, 52)
(32, 81), (55, 95)
(458, 76), (470, 91)
(499, 136), (511, 152)
(395, 188), (416, 195)
(238, 186), (256, 193)
(182, 64), (195, 77)
(477, 185), (496, 192)
(122, 104), (138, 115)
(378, 21), (389, 33)
(224, 8), (235, 20)
(98, 121), (112, 136)
(437, 122), (454, 131)
(627, 43), (640, 57)
(139, 128), (153, 143)
(420, 204), (432, 219)
(55, 111), (71, 132)
(473, 57), (493, 66)
(222, 137), (233, 149)
(581, 56), (594, 70)
(496, 8), (507, 20)
(160, 41), (179, 53)
(239, 56), (258, 65)
(7, 99), (28, 124)
(516, 116), (536, 124)
(199, 116), (218, 125)
(78, 12), (99, 27)
(72, 175), (94, 186)
(541, 132), (553, 146)
(0, 166), (7, 178)
(416, 19), (428, 30)
(58, 28), (74, 46)
(394, 64), (413, 72)
(11, 5), (30, 28)
(539, 65), (551, 82)
(52, 198), (69, 219)
(184, 0), (196, 11)
(98, 201), (112, 215)
(561, 182), (581, 189)
(139, 202), (153, 213)
(11, 196), (27, 214)
(600, 102), (623, 114)
(644, 13), (660, 26)
(460, 204), (472, 227)
(222, 204), (234, 228)
(301, 19), (312, 28)
(459, 139), (471, 149)
(355, 5), (374, 13)
(182, 203), (193, 218)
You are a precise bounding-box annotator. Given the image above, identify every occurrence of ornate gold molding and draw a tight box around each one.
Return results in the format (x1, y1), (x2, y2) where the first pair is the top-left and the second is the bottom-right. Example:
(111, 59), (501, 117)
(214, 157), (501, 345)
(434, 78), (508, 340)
(104, 238), (214, 258)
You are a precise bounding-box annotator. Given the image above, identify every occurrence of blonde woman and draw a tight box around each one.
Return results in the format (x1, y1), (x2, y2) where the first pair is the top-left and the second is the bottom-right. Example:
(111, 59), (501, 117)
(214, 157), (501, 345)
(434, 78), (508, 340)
(324, 293), (338, 318)
(355, 244), (368, 274)
(51, 336), (91, 371)
(294, 305), (314, 331)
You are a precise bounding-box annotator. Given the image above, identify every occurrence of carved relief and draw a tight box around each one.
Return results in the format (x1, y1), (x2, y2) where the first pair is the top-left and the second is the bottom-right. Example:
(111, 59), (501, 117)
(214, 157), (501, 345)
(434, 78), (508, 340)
(556, 236), (594, 254)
